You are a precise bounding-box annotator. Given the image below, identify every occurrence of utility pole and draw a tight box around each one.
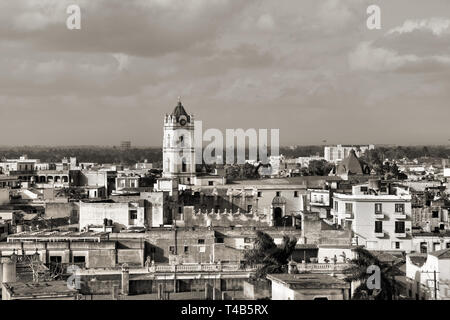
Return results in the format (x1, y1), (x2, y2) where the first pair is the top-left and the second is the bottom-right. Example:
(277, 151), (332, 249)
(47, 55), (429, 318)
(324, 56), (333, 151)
(420, 270), (440, 300)
(434, 270), (438, 300)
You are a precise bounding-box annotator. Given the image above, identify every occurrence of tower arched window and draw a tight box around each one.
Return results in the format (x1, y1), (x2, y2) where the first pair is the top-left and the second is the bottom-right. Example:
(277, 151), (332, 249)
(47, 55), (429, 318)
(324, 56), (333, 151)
(180, 135), (184, 147)
(182, 158), (187, 173)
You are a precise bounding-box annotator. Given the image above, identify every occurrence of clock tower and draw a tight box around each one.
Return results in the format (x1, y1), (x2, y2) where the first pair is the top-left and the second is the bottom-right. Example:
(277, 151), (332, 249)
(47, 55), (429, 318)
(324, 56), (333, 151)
(162, 98), (196, 185)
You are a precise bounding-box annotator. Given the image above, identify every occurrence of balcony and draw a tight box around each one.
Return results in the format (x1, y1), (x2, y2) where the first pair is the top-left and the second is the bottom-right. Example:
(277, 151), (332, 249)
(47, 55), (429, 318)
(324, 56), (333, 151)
(395, 232), (407, 238)
(394, 213), (407, 220)
(374, 212), (384, 219)
(374, 232), (385, 238)
(344, 212), (353, 219)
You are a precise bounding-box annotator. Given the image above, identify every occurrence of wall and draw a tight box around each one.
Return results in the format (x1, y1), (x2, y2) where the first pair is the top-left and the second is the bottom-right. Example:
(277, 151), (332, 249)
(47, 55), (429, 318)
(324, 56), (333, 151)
(243, 280), (271, 299)
(45, 202), (79, 221)
(79, 201), (146, 230)
(0, 189), (9, 205)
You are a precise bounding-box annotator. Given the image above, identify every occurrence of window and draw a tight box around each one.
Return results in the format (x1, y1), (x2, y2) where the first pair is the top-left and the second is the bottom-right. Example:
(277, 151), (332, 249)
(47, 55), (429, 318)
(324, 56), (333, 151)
(375, 203), (382, 214)
(360, 186), (368, 192)
(395, 221), (405, 233)
(184, 246), (189, 253)
(395, 242), (401, 249)
(49, 256), (62, 263)
(420, 242), (427, 254)
(179, 135), (184, 146)
(169, 246), (176, 254)
(73, 256), (86, 264)
(216, 238), (224, 243)
(433, 242), (440, 251)
(247, 205), (253, 212)
(395, 204), (405, 213)
(446, 243), (450, 249)
(129, 210), (138, 220)
(375, 221), (383, 233)
(244, 237), (252, 243)
(320, 195), (324, 203)
(294, 191), (299, 198)
(276, 191), (281, 197)
(178, 207), (182, 214)
(257, 191), (262, 197)
(334, 201), (338, 211)
(432, 211), (439, 218)
(208, 181), (214, 186)
(345, 203), (353, 214)
(198, 239), (205, 244)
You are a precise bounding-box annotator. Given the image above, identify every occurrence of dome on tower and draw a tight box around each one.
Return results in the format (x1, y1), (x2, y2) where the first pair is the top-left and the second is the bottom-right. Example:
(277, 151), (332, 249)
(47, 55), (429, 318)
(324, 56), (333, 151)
(171, 98), (190, 122)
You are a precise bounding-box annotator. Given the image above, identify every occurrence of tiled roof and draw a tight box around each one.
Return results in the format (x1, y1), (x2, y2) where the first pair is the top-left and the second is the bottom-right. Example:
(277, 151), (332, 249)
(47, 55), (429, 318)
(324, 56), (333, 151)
(429, 248), (450, 259)
(336, 150), (365, 175)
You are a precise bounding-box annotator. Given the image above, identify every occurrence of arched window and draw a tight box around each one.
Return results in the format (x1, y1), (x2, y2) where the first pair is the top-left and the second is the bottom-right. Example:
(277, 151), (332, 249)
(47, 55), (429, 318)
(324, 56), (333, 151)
(182, 158), (187, 173)
(180, 135), (184, 147)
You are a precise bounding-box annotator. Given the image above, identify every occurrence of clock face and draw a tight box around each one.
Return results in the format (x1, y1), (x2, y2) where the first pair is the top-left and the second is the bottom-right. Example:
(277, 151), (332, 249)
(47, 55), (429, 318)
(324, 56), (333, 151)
(179, 118), (187, 126)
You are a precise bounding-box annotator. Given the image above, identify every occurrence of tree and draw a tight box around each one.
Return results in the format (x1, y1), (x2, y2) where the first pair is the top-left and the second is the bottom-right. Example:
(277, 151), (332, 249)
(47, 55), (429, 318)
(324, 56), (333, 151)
(307, 160), (334, 176)
(345, 247), (404, 300)
(243, 231), (297, 279)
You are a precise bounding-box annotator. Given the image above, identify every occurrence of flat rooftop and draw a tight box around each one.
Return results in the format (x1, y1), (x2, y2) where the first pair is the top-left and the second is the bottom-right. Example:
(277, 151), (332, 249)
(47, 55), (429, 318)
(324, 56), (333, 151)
(267, 273), (350, 289)
(3, 281), (77, 299)
(7, 231), (109, 241)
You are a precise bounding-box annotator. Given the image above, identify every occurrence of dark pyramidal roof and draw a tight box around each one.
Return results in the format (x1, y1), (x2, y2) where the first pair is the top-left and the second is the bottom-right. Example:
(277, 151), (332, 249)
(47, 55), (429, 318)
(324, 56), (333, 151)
(336, 149), (369, 175)
(171, 99), (189, 121)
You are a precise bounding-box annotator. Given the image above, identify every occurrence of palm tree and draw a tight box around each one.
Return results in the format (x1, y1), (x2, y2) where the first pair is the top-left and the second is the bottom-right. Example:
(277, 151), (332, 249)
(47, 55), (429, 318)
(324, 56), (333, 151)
(345, 247), (404, 300)
(243, 231), (297, 279)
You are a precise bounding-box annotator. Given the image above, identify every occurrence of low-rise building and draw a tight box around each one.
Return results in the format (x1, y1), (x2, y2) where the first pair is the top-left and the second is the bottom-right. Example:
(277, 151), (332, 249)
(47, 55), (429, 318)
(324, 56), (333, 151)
(406, 249), (450, 300)
(267, 273), (351, 300)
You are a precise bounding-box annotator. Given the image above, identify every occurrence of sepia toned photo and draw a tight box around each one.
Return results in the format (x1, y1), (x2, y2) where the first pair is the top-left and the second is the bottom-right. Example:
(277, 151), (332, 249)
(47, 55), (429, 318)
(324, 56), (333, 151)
(0, 0), (449, 312)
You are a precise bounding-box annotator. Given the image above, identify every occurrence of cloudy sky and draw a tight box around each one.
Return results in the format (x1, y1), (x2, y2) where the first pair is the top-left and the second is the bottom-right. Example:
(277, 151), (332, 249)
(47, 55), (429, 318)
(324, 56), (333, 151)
(0, 0), (449, 146)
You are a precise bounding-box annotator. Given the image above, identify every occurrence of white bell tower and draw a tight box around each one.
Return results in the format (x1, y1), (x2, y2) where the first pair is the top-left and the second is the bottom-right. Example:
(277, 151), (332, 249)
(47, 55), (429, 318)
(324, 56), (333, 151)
(162, 98), (196, 185)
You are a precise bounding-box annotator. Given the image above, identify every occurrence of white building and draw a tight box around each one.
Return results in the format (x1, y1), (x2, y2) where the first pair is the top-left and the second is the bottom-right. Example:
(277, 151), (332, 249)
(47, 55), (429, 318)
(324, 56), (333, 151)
(444, 168), (450, 178)
(324, 145), (374, 163)
(412, 232), (450, 254)
(406, 249), (450, 300)
(162, 99), (196, 185)
(331, 182), (413, 252)
(79, 192), (170, 230)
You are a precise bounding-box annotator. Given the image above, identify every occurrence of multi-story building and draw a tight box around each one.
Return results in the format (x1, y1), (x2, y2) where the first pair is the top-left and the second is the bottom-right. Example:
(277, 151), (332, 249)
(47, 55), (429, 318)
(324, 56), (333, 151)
(331, 181), (413, 252)
(324, 144), (375, 163)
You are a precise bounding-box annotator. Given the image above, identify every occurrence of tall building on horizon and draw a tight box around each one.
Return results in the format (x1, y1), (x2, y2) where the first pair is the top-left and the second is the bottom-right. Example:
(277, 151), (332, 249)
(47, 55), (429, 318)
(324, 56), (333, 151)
(162, 99), (196, 185)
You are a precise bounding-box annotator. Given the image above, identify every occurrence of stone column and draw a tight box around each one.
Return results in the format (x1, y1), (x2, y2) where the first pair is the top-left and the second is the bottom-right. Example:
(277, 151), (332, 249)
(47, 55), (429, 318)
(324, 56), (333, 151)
(121, 264), (129, 296)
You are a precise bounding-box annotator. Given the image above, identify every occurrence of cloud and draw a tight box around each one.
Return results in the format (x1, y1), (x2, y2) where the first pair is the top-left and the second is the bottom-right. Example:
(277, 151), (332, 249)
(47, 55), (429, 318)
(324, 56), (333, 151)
(387, 17), (450, 36)
(348, 41), (419, 72)
(257, 14), (275, 31)
(112, 53), (130, 71)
